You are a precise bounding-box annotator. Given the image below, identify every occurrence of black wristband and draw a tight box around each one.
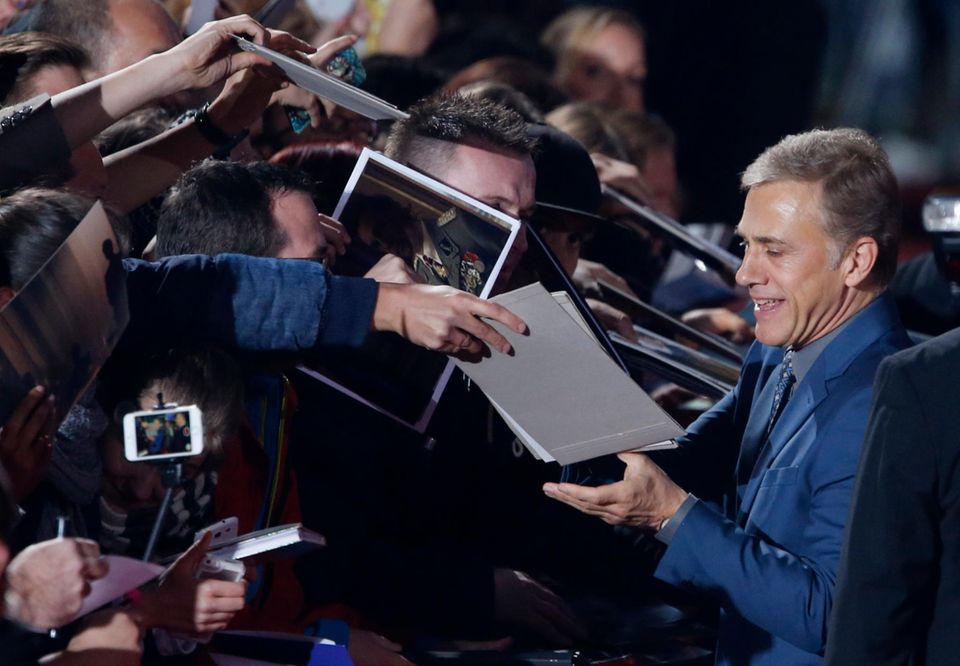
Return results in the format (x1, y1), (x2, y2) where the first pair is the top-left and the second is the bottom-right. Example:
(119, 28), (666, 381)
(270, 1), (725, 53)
(192, 102), (248, 154)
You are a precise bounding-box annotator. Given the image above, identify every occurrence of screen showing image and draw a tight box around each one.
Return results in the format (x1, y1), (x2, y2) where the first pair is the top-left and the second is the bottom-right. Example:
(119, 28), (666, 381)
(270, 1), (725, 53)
(134, 410), (193, 458)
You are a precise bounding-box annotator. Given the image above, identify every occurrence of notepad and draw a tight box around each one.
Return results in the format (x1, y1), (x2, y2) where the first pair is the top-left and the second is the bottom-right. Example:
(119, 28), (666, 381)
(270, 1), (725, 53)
(455, 282), (683, 464)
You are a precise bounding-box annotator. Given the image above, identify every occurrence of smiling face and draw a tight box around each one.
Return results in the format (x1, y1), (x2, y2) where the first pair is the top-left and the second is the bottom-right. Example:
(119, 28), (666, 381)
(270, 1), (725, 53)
(736, 180), (862, 349)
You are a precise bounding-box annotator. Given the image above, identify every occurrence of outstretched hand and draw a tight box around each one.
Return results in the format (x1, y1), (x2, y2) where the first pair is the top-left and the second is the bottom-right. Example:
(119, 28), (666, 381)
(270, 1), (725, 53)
(373, 283), (527, 355)
(266, 33), (360, 127)
(163, 14), (283, 92)
(543, 452), (687, 531)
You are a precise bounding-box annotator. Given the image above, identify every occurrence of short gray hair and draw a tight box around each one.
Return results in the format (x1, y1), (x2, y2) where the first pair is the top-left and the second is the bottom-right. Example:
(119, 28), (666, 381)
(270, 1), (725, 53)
(741, 128), (900, 287)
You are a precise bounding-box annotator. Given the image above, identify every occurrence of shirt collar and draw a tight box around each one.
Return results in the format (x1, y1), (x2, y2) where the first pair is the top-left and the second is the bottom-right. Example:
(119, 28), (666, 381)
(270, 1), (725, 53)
(790, 315), (854, 383)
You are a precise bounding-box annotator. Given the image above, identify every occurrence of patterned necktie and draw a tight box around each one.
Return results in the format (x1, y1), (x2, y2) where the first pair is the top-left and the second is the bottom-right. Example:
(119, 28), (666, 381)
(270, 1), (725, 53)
(767, 349), (796, 435)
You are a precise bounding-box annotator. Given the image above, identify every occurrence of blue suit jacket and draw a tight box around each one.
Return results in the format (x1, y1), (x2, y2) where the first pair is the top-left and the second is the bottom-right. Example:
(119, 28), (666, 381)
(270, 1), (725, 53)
(654, 293), (911, 665)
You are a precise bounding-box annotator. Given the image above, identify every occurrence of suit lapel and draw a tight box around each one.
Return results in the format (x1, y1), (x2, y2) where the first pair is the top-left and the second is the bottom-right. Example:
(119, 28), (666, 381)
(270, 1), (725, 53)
(739, 376), (827, 516)
(735, 364), (780, 488)
(735, 293), (904, 521)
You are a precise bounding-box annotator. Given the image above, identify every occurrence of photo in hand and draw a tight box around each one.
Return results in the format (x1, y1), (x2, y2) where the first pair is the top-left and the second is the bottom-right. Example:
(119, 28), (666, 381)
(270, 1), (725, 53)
(298, 149), (521, 431)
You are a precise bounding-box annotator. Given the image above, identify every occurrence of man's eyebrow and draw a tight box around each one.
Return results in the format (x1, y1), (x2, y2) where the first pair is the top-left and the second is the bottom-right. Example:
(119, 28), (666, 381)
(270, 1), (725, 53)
(481, 195), (511, 208)
(734, 228), (786, 245)
(753, 235), (787, 245)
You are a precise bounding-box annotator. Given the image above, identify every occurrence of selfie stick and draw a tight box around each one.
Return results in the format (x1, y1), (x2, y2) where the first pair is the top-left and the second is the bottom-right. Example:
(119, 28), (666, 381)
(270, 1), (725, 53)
(142, 393), (183, 562)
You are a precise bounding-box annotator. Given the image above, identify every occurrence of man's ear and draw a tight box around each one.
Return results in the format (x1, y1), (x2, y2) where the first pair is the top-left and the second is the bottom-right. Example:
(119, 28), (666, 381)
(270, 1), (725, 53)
(842, 237), (879, 288)
(0, 286), (15, 310)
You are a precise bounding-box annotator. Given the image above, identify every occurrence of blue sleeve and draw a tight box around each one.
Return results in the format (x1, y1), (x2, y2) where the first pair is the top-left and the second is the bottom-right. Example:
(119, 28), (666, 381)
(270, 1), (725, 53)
(655, 386), (872, 654)
(654, 493), (699, 544)
(121, 254), (377, 353)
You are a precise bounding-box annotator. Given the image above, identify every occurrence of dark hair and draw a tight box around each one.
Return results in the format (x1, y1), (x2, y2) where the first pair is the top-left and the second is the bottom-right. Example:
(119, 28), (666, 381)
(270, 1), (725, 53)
(0, 31), (89, 105)
(384, 93), (536, 176)
(156, 160), (316, 258)
(96, 106), (174, 157)
(742, 127), (901, 287)
(0, 188), (91, 289)
(269, 141), (363, 215)
(27, 0), (110, 74)
(0, 188), (129, 289)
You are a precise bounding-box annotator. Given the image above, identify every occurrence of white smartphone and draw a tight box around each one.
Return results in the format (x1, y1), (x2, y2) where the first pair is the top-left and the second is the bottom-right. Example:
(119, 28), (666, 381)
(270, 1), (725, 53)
(122, 405), (204, 462)
(195, 517), (239, 547)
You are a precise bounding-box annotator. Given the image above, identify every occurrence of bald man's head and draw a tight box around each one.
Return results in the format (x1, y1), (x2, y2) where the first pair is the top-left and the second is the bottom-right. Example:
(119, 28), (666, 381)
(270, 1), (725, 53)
(30, 0), (179, 76)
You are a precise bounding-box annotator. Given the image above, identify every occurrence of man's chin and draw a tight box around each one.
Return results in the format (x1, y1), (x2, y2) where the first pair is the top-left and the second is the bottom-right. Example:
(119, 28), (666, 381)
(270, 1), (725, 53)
(754, 327), (788, 349)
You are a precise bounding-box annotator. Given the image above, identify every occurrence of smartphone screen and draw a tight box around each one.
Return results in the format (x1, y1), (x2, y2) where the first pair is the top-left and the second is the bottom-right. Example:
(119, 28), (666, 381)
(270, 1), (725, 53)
(123, 406), (203, 461)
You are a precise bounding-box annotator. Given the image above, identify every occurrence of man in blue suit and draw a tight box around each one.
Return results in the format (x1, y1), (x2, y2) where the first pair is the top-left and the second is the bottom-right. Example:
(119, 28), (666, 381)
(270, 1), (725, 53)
(544, 127), (912, 665)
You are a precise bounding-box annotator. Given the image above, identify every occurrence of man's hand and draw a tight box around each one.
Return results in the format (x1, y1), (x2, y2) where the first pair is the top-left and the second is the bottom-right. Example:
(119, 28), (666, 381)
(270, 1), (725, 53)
(266, 34), (360, 123)
(494, 568), (586, 647)
(372, 283), (527, 355)
(205, 28), (319, 135)
(573, 259), (638, 300)
(364, 253), (421, 284)
(681, 307), (754, 345)
(5, 538), (109, 629)
(161, 14), (281, 93)
(543, 452), (688, 531)
(135, 533), (246, 635)
(0, 385), (57, 499)
(269, 84), (326, 129)
(586, 298), (639, 343)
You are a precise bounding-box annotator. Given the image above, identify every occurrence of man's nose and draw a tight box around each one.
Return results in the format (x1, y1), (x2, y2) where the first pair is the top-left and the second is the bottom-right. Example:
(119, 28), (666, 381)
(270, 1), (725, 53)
(735, 250), (760, 288)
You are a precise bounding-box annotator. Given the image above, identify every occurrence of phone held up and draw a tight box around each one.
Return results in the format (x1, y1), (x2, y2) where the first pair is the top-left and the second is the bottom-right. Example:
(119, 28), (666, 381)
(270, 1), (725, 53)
(122, 404), (203, 463)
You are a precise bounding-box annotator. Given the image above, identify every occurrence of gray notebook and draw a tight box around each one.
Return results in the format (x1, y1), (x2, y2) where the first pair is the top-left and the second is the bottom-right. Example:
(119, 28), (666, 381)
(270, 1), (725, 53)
(455, 282), (683, 464)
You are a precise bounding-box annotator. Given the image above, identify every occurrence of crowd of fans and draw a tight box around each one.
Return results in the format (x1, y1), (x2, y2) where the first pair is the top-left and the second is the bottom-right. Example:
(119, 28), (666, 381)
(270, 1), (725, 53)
(0, 1), (956, 665)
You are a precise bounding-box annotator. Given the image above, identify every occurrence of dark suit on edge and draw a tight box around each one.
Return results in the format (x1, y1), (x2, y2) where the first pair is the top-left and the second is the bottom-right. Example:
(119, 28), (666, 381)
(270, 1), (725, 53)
(826, 327), (960, 665)
(654, 293), (911, 665)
